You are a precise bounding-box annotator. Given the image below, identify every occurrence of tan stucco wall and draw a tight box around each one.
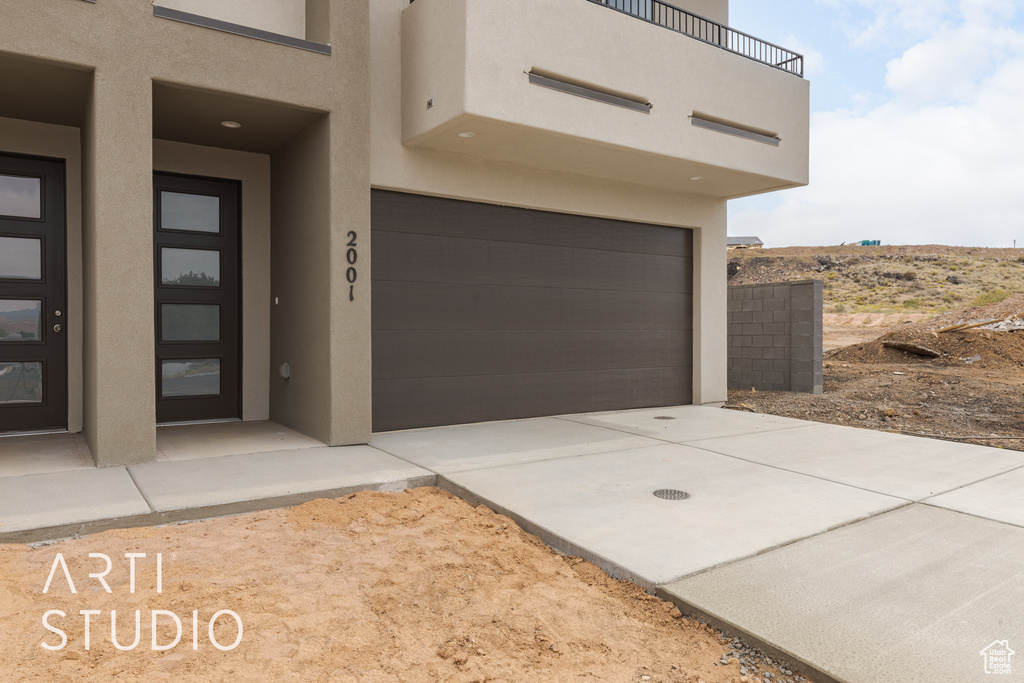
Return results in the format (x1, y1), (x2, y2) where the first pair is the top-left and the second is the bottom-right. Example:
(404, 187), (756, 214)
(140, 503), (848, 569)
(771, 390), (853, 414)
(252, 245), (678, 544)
(1, 0), (371, 459)
(153, 140), (272, 422)
(0, 117), (85, 435)
(400, 0), (807, 198)
(681, 0), (728, 25)
(156, 0), (306, 40)
(269, 114), (371, 446)
(373, 0), (731, 404)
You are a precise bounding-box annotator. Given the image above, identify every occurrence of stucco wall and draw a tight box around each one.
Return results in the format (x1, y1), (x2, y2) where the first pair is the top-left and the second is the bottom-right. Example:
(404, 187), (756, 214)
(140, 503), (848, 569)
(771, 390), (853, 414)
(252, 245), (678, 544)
(0, 0), (370, 461)
(156, 0), (307, 39)
(400, 0), (807, 197)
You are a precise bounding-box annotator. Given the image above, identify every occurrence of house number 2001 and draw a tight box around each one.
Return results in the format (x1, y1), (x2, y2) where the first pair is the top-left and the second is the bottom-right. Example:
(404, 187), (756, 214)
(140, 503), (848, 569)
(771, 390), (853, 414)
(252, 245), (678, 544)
(346, 231), (358, 301)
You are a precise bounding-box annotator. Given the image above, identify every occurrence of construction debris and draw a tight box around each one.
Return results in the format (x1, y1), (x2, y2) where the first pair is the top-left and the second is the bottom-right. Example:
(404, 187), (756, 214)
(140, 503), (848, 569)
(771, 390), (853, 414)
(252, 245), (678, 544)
(982, 316), (1024, 332)
(882, 341), (941, 357)
(936, 318), (1003, 333)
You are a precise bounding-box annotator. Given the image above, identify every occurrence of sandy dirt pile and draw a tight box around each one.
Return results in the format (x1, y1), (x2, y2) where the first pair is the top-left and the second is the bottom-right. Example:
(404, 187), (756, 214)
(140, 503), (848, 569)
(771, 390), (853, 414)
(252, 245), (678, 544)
(1, 488), (806, 683)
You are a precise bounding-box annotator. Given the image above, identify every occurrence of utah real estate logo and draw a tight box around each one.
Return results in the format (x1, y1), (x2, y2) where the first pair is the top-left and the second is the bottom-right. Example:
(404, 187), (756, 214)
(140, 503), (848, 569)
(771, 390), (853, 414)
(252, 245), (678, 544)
(980, 640), (1015, 675)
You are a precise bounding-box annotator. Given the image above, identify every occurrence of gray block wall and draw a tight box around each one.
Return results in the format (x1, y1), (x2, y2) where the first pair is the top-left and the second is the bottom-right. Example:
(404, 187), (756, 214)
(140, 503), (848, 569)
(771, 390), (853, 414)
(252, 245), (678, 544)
(727, 280), (823, 394)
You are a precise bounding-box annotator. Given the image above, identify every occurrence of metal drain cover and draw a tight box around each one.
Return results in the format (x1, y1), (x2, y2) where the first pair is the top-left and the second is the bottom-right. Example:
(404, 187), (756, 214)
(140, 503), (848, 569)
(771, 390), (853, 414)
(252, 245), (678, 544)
(653, 489), (690, 500)
(653, 416), (675, 421)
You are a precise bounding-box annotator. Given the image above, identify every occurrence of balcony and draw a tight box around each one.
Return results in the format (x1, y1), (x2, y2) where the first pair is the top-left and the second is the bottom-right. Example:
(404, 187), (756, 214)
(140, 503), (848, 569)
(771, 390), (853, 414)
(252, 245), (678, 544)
(401, 0), (809, 198)
(589, 0), (803, 77)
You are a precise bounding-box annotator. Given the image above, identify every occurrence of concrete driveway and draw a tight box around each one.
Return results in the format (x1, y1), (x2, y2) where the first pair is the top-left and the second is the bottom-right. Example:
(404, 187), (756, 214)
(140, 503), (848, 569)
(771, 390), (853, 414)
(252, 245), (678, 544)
(3, 406), (1023, 682)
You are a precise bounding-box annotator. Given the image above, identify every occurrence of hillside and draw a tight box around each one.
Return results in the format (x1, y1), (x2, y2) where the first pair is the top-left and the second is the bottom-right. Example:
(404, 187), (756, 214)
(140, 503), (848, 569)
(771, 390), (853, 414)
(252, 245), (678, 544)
(728, 245), (1024, 314)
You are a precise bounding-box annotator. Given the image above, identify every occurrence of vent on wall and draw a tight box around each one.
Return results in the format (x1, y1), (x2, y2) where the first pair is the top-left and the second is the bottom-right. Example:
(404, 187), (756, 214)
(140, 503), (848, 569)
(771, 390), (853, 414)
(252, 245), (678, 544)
(690, 115), (780, 146)
(528, 71), (651, 114)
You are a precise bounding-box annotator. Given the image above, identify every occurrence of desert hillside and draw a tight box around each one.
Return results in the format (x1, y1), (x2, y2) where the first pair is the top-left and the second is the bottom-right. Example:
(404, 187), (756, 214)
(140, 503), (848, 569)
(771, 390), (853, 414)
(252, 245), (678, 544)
(728, 244), (1024, 314)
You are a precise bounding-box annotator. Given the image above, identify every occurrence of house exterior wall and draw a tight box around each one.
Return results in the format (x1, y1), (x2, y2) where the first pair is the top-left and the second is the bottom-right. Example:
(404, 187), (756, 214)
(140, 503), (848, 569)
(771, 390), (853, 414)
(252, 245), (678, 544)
(399, 0), (808, 197)
(0, 0), (805, 462)
(156, 0), (307, 39)
(0, 0), (369, 465)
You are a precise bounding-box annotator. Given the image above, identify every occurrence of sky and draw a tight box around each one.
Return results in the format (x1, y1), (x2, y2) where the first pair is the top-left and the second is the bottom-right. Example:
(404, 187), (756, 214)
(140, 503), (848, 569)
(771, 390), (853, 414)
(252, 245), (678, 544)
(726, 0), (1024, 248)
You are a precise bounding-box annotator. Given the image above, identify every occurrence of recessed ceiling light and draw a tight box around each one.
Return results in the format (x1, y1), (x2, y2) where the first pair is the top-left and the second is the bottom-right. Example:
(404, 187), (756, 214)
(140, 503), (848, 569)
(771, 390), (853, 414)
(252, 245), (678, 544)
(221, 121), (242, 129)
(457, 131), (475, 138)
(690, 176), (704, 181)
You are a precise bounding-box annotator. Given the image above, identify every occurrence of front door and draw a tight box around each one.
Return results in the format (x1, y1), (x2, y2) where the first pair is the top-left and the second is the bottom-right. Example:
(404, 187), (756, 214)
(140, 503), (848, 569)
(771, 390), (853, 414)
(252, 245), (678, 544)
(154, 173), (240, 423)
(0, 153), (67, 432)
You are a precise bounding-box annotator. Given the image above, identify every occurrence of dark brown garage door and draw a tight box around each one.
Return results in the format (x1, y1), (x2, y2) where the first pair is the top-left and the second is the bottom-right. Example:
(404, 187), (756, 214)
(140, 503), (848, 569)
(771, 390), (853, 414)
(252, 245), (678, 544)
(371, 190), (693, 432)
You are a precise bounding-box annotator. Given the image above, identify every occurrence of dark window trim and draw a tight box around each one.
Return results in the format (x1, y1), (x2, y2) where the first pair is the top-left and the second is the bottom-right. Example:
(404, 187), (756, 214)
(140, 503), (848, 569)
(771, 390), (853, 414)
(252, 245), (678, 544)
(528, 72), (651, 114)
(153, 5), (331, 55)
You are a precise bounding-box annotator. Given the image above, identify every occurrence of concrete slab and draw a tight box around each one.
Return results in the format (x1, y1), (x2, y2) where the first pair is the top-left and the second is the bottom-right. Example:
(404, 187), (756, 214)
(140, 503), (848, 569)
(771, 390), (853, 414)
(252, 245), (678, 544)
(156, 420), (324, 461)
(561, 405), (811, 443)
(0, 468), (150, 538)
(687, 422), (1024, 501)
(372, 417), (659, 474)
(927, 465), (1024, 528)
(442, 443), (903, 589)
(0, 432), (93, 478)
(130, 445), (435, 518)
(661, 505), (1024, 683)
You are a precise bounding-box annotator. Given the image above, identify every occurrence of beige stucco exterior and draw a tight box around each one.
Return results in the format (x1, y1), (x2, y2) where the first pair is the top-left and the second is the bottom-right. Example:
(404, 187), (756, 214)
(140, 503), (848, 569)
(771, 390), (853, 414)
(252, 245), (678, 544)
(0, 0), (806, 463)
(0, 0), (369, 465)
(157, 0), (308, 39)
(400, 0), (808, 198)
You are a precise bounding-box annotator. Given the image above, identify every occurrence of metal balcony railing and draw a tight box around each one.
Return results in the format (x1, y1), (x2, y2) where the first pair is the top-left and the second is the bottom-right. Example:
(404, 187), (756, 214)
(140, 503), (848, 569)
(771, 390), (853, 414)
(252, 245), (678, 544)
(589, 0), (804, 78)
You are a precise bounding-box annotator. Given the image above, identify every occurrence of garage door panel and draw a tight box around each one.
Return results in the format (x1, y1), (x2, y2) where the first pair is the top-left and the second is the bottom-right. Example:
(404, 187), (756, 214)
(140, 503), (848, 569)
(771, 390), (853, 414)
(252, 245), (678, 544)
(373, 367), (691, 432)
(372, 190), (691, 258)
(373, 230), (689, 294)
(372, 281), (692, 331)
(373, 330), (692, 381)
(371, 190), (693, 432)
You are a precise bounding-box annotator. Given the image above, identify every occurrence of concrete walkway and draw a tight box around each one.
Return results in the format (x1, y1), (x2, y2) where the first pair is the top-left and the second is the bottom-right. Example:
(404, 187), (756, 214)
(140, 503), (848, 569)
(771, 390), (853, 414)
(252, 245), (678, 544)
(3, 406), (1023, 682)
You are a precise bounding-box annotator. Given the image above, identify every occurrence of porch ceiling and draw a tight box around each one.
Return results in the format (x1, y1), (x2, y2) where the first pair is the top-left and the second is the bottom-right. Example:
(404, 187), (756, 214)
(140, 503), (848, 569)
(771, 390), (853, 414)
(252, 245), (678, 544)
(153, 82), (324, 154)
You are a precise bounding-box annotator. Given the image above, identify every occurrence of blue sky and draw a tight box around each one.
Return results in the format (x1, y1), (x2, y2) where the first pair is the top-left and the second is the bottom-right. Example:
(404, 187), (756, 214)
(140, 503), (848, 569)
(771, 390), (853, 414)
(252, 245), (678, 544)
(727, 0), (1024, 248)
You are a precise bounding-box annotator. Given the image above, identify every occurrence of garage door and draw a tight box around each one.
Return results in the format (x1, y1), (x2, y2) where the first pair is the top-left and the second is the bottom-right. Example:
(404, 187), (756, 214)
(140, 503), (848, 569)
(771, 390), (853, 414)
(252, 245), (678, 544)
(371, 190), (693, 432)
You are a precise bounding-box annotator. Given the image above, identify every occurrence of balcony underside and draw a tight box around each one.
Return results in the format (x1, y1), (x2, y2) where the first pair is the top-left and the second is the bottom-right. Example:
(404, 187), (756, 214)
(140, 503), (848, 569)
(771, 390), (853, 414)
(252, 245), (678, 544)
(407, 114), (800, 199)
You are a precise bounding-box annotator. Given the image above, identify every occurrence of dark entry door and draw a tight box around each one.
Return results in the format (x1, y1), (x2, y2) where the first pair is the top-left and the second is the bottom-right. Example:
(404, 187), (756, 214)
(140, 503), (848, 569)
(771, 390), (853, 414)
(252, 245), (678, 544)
(154, 173), (240, 423)
(0, 154), (67, 433)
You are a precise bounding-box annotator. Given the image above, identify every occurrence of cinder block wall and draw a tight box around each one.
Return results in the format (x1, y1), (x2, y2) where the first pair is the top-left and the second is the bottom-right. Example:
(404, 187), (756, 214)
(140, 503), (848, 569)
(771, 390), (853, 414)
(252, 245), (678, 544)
(727, 280), (823, 394)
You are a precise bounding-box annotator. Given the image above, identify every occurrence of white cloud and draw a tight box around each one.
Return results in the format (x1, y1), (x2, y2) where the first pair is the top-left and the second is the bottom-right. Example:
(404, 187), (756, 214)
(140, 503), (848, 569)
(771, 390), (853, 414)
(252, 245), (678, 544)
(819, 0), (957, 49)
(731, 4), (1024, 248)
(783, 35), (826, 77)
(885, 21), (1023, 103)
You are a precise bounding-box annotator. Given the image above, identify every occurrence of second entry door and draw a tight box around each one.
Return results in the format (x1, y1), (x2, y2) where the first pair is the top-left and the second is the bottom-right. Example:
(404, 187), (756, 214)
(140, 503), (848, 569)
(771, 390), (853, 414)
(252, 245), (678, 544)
(154, 173), (240, 423)
(0, 153), (67, 432)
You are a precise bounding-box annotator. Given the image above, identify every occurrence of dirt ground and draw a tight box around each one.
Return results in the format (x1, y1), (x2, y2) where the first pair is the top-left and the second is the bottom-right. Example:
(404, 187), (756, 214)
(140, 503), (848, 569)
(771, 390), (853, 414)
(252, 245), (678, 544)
(730, 296), (1024, 451)
(1, 488), (808, 683)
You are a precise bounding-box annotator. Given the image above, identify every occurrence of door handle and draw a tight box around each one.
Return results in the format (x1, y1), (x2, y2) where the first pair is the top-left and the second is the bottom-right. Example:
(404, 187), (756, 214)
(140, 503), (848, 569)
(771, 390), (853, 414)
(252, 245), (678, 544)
(53, 324), (62, 333)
